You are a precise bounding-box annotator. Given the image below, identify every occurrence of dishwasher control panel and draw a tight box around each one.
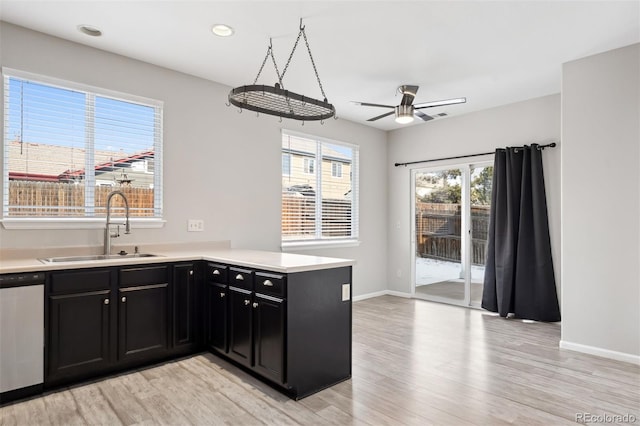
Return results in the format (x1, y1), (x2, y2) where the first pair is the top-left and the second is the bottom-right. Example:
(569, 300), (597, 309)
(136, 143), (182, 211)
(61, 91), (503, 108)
(0, 272), (45, 288)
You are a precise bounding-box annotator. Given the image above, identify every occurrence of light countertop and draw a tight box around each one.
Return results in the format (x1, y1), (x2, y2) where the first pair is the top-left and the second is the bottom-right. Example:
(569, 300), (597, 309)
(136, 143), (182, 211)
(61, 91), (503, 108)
(0, 244), (355, 275)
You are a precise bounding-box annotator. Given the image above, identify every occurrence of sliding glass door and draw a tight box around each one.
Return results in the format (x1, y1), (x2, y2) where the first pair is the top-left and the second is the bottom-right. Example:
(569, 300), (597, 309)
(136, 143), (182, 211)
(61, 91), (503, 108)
(412, 162), (492, 307)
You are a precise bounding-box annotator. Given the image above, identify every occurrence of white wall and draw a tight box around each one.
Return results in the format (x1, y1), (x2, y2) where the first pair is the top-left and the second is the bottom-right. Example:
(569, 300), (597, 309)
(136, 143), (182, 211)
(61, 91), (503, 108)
(561, 43), (640, 361)
(0, 23), (389, 298)
(387, 95), (562, 296)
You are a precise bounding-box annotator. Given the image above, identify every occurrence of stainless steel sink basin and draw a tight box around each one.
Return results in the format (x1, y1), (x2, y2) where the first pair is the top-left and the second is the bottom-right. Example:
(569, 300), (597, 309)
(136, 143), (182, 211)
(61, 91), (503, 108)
(39, 253), (161, 263)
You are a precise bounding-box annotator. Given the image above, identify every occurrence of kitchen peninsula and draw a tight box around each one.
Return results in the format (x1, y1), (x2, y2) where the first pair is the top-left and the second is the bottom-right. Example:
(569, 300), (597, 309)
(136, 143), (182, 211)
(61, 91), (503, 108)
(0, 242), (354, 402)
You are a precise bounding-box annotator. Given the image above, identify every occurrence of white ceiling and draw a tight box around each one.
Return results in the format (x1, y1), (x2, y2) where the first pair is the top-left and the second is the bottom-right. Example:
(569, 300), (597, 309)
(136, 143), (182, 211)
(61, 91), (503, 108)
(1, 1), (639, 130)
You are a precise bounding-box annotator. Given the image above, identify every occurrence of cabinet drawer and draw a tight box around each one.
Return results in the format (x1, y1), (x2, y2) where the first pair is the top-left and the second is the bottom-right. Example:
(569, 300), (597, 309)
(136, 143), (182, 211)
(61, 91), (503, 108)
(229, 267), (253, 290)
(50, 269), (112, 294)
(255, 272), (285, 297)
(207, 263), (228, 284)
(119, 265), (168, 287)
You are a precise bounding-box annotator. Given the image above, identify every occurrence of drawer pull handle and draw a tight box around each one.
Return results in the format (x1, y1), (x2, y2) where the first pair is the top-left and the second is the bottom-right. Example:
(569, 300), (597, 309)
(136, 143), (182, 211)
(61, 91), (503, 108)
(220, 292), (226, 298)
(244, 299), (251, 305)
(235, 274), (244, 281)
(121, 296), (127, 303)
(263, 280), (274, 287)
(252, 302), (259, 308)
(104, 299), (110, 305)
(212, 270), (221, 275)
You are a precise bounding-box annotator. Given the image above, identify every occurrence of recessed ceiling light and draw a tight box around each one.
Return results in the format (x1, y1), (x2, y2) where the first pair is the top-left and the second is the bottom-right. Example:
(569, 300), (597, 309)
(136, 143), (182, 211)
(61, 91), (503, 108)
(77, 25), (102, 37)
(211, 24), (234, 37)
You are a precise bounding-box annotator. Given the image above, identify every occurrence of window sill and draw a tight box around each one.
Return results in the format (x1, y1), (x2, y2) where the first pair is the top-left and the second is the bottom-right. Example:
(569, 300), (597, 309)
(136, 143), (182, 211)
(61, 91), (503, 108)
(1, 218), (166, 230)
(281, 239), (361, 251)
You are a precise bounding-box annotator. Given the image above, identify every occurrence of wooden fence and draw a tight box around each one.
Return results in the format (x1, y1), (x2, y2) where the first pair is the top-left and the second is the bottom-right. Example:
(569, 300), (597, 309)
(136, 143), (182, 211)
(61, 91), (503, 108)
(282, 193), (351, 238)
(7, 181), (155, 216)
(416, 202), (490, 265)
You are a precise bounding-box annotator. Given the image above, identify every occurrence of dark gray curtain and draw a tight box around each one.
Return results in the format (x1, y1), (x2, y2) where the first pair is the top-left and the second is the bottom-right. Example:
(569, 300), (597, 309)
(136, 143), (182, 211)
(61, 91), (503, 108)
(481, 144), (560, 322)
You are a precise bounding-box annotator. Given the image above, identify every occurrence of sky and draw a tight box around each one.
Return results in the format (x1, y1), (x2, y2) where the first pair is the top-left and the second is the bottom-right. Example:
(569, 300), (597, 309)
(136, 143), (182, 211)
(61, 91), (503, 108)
(6, 77), (156, 155)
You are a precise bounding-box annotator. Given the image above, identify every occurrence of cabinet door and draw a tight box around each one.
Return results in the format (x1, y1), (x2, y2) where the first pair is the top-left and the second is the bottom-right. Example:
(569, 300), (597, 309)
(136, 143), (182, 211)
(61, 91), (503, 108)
(253, 294), (285, 384)
(118, 284), (168, 363)
(173, 263), (196, 350)
(206, 282), (228, 353)
(48, 290), (112, 383)
(227, 287), (253, 367)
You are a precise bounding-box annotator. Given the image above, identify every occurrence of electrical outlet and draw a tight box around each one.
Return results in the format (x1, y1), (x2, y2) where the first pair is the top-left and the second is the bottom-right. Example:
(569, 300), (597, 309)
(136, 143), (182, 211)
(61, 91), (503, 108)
(187, 219), (204, 232)
(342, 284), (351, 301)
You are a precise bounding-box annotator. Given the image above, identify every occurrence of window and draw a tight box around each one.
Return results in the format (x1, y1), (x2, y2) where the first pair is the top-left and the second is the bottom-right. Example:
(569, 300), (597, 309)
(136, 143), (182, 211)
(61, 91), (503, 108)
(281, 131), (359, 244)
(282, 153), (291, 176)
(331, 161), (342, 178)
(303, 158), (315, 174)
(3, 69), (163, 224)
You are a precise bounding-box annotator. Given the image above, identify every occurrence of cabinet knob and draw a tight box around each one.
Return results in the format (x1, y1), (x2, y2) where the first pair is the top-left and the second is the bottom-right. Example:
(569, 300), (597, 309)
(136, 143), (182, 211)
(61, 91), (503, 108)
(235, 274), (244, 281)
(252, 302), (259, 308)
(104, 299), (110, 305)
(189, 270), (193, 276)
(121, 296), (127, 303)
(212, 269), (221, 275)
(220, 292), (226, 298)
(262, 280), (274, 287)
(244, 299), (250, 305)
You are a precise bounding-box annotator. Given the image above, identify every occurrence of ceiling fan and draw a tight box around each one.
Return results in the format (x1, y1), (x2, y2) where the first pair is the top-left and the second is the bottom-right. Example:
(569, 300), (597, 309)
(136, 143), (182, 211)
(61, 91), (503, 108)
(354, 85), (466, 124)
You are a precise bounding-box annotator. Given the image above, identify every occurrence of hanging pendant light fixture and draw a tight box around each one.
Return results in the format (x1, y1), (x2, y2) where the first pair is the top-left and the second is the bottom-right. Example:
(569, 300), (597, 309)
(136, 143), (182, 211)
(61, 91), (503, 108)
(228, 19), (335, 122)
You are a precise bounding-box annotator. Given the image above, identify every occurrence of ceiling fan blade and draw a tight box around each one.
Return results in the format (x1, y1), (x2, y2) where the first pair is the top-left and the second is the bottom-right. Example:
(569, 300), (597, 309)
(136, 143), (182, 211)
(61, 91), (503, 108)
(352, 101), (394, 109)
(414, 97), (467, 109)
(367, 110), (395, 122)
(415, 111), (434, 121)
(400, 85), (420, 106)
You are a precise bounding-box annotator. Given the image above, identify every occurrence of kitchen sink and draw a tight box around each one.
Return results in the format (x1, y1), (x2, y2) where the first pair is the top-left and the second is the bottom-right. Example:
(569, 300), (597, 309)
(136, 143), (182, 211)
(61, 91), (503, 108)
(39, 253), (161, 263)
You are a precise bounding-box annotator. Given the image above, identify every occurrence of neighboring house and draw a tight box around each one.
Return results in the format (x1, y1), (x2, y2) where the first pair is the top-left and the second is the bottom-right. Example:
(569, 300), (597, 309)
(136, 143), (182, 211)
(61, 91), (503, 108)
(415, 174), (443, 199)
(282, 138), (352, 200)
(7, 140), (154, 188)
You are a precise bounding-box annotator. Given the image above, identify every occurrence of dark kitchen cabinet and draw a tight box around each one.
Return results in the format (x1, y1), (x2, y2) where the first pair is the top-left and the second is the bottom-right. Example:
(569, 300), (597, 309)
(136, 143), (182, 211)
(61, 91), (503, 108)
(209, 267), (353, 398)
(47, 269), (115, 385)
(252, 293), (285, 384)
(118, 266), (169, 363)
(42, 257), (352, 401)
(172, 263), (197, 351)
(227, 286), (253, 367)
(205, 263), (229, 353)
(47, 264), (171, 386)
(219, 270), (287, 385)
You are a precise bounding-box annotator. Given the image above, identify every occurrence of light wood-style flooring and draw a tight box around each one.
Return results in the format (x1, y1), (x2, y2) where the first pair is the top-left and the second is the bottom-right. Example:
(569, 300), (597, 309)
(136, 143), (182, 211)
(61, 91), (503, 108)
(2, 295), (639, 425)
(415, 281), (484, 303)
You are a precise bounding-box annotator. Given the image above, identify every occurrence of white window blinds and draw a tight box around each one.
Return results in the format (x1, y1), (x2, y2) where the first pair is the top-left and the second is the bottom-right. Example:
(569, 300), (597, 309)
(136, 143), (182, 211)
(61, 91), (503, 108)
(3, 69), (163, 219)
(281, 131), (359, 242)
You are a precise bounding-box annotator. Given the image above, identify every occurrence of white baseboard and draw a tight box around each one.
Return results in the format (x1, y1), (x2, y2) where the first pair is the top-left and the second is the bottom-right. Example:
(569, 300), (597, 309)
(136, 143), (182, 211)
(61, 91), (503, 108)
(352, 290), (388, 302)
(353, 290), (412, 302)
(559, 340), (640, 365)
(385, 290), (412, 298)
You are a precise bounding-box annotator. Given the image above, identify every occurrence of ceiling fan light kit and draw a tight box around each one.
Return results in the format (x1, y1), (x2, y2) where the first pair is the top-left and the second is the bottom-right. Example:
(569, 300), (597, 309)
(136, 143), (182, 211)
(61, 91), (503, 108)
(228, 19), (335, 122)
(394, 105), (415, 124)
(356, 84), (466, 125)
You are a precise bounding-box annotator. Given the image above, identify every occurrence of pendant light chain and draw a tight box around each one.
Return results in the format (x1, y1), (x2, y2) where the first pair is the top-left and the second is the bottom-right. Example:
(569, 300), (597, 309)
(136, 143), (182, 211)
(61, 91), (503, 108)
(301, 28), (328, 101)
(252, 45), (272, 85)
(279, 23), (328, 101)
(280, 28), (304, 81)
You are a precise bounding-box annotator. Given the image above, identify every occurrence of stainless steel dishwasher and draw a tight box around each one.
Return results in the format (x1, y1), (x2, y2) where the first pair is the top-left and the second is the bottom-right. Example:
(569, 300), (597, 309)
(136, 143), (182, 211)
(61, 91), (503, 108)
(0, 272), (44, 402)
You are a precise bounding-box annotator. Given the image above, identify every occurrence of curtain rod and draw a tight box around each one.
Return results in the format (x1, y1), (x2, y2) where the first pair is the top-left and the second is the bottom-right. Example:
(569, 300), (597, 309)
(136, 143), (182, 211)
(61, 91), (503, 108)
(394, 142), (558, 167)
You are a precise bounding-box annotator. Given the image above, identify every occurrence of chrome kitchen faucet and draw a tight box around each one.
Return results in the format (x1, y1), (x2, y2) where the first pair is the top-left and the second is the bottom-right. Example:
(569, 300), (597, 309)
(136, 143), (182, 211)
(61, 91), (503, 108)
(104, 190), (131, 255)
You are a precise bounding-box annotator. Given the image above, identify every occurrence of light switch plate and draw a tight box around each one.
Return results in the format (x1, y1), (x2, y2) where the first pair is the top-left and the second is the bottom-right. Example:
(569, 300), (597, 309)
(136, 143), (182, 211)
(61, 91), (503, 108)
(342, 283), (350, 301)
(187, 219), (204, 232)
